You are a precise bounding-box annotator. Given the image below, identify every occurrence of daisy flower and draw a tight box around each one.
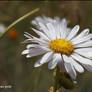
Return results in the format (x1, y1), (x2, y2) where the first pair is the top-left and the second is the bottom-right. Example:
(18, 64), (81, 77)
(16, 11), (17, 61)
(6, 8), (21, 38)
(22, 16), (92, 79)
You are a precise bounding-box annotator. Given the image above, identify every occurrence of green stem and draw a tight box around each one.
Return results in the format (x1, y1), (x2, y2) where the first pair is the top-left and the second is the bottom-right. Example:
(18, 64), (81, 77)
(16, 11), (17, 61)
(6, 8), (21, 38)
(53, 66), (75, 92)
(53, 67), (61, 92)
(0, 8), (40, 38)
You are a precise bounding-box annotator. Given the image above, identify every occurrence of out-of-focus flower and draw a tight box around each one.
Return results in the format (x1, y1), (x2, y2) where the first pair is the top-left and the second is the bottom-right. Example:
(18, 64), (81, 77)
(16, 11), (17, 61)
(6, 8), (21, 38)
(8, 29), (19, 39)
(0, 24), (6, 34)
(48, 86), (54, 92)
(22, 16), (92, 79)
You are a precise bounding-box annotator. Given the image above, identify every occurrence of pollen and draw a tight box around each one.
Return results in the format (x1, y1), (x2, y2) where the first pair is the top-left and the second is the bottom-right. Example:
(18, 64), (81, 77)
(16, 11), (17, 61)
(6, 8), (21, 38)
(49, 39), (74, 56)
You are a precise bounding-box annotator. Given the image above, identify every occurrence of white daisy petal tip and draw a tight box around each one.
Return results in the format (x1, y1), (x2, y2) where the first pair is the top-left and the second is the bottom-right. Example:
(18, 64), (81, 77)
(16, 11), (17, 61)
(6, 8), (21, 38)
(26, 55), (31, 58)
(48, 56), (58, 70)
(34, 61), (42, 67)
(76, 25), (80, 28)
(85, 28), (90, 32)
(72, 25), (79, 30)
(26, 44), (31, 49)
(66, 24), (80, 40)
(62, 18), (70, 24)
(22, 50), (29, 55)
(74, 25), (80, 32)
(79, 68), (84, 73)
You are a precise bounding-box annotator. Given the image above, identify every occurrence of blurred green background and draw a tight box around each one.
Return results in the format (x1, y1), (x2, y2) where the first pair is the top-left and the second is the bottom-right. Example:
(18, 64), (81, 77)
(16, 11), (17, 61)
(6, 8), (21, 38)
(0, 1), (92, 92)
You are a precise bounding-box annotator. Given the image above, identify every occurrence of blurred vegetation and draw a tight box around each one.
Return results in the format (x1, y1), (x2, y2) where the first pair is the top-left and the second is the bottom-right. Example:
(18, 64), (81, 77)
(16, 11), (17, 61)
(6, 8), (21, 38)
(0, 1), (92, 92)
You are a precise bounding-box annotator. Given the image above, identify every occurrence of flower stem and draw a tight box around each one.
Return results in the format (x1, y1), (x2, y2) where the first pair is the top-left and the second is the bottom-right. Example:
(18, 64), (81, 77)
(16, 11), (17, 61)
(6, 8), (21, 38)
(53, 66), (75, 92)
(0, 8), (40, 38)
(53, 67), (61, 92)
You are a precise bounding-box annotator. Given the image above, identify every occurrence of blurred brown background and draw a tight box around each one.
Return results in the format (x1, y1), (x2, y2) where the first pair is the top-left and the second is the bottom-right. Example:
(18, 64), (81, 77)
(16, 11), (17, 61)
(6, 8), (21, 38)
(0, 1), (92, 92)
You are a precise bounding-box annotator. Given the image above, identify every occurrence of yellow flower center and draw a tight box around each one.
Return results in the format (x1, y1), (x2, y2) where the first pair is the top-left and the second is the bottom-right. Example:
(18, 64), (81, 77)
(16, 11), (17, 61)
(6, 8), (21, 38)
(49, 39), (74, 56)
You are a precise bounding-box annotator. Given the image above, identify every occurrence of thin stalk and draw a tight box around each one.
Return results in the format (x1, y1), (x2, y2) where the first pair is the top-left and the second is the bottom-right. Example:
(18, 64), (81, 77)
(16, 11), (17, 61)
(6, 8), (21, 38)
(53, 67), (62, 92)
(53, 68), (58, 92)
(0, 8), (40, 38)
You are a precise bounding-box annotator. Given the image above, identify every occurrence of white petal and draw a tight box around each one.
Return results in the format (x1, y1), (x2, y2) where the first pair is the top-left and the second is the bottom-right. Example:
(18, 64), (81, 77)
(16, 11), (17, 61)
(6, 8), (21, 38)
(48, 54), (61, 69)
(34, 59), (42, 67)
(71, 28), (89, 42)
(40, 52), (53, 64)
(75, 40), (92, 48)
(24, 32), (49, 45)
(62, 55), (70, 63)
(22, 39), (32, 43)
(43, 16), (54, 24)
(75, 48), (92, 52)
(61, 18), (69, 25)
(24, 34), (32, 39)
(82, 64), (92, 72)
(34, 52), (53, 68)
(26, 44), (39, 49)
(57, 55), (64, 69)
(59, 19), (69, 39)
(63, 55), (84, 73)
(66, 25), (79, 40)
(26, 44), (49, 51)
(24, 32), (33, 39)
(32, 28), (50, 41)
(46, 23), (56, 40)
(26, 44), (35, 49)
(63, 55), (76, 79)
(34, 52), (53, 67)
(53, 17), (63, 39)
(69, 57), (84, 73)
(24, 32), (34, 38)
(38, 22), (52, 40)
(55, 21), (61, 39)
(60, 27), (67, 39)
(32, 36), (49, 45)
(72, 34), (92, 45)
(65, 28), (71, 37)
(74, 49), (92, 59)
(71, 53), (92, 65)
(26, 48), (47, 58)
(54, 17), (60, 22)
(22, 50), (29, 55)
(64, 62), (76, 79)
(32, 16), (43, 25)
